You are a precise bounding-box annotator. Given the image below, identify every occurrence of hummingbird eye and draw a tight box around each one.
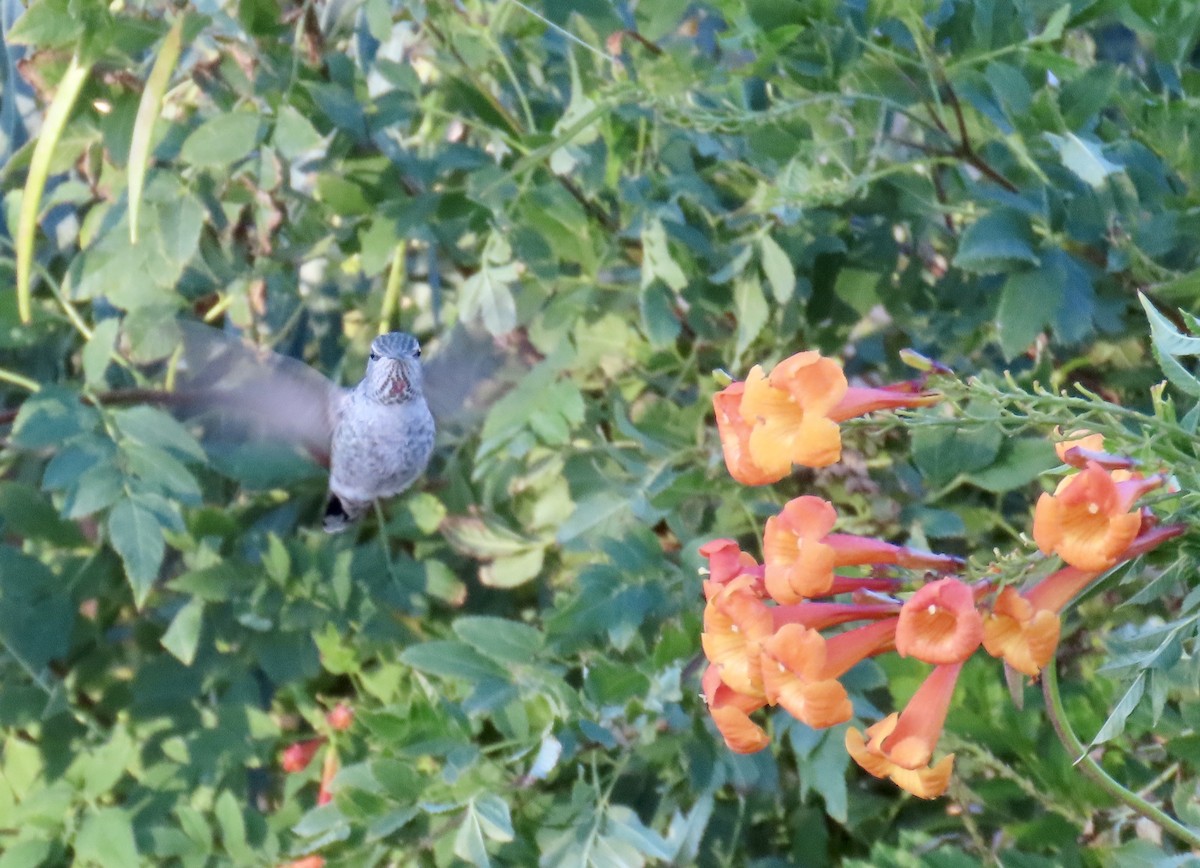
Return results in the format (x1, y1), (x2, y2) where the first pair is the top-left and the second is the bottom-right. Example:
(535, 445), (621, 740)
(369, 351), (380, 362)
(414, 348), (421, 358)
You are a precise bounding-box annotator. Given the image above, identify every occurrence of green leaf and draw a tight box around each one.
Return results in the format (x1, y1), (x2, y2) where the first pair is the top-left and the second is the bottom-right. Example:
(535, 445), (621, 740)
(912, 425), (1004, 487)
(453, 802), (491, 868)
(479, 548), (545, 588)
(11, 387), (98, 448)
(966, 438), (1058, 492)
(641, 217), (687, 291)
(74, 808), (139, 867)
(441, 516), (540, 559)
(0, 547), (73, 670)
(1140, 293), (1200, 397)
(759, 233), (795, 303)
(160, 598), (204, 665)
(733, 275), (768, 356)
(1046, 132), (1123, 188)
(82, 317), (120, 386)
(460, 233), (520, 336)
(453, 616), (544, 665)
(274, 104), (325, 160)
(952, 208), (1040, 274)
(0, 481), (85, 546)
(639, 282), (681, 347)
(996, 252), (1068, 360)
(472, 793), (515, 842)
(1034, 4), (1071, 43)
(108, 499), (166, 606)
(179, 111), (262, 168)
(112, 405), (206, 461)
(0, 838), (54, 868)
(7, 0), (83, 47)
(399, 640), (507, 683)
(214, 790), (254, 864)
(1089, 672), (1145, 747)
(606, 805), (672, 861)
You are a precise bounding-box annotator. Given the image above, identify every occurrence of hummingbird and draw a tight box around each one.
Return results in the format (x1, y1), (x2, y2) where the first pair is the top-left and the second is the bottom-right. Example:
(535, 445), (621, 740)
(323, 331), (435, 532)
(174, 324), (442, 533)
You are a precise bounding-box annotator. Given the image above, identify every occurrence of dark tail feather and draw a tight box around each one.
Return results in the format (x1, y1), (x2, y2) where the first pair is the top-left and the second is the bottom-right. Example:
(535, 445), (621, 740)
(323, 494), (357, 533)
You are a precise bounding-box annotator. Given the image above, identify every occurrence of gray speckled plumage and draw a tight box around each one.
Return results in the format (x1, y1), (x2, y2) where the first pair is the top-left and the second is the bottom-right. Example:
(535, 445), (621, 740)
(175, 323), (435, 533)
(323, 332), (435, 532)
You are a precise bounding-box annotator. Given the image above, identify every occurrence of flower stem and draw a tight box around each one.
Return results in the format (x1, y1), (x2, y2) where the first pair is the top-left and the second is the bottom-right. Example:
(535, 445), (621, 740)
(1041, 656), (1200, 850)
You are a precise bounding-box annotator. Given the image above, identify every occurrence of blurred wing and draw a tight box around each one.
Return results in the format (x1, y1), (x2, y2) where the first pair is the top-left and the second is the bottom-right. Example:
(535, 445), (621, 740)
(422, 325), (530, 430)
(172, 321), (343, 464)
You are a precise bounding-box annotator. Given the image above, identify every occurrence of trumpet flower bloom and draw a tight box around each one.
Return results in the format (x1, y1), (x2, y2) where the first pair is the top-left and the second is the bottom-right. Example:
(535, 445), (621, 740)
(763, 496), (963, 602)
(713, 382), (779, 485)
(699, 538), (764, 589)
(760, 617), (899, 729)
(701, 575), (774, 696)
(1033, 464), (1164, 571)
(714, 351), (939, 484)
(895, 578), (983, 665)
(702, 665), (770, 754)
(984, 523), (1185, 676)
(981, 587), (1062, 677)
(845, 662), (962, 799)
(1053, 429), (1135, 471)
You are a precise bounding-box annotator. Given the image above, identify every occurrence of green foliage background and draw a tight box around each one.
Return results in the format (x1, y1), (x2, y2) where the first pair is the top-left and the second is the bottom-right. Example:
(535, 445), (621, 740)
(2, 0), (1200, 864)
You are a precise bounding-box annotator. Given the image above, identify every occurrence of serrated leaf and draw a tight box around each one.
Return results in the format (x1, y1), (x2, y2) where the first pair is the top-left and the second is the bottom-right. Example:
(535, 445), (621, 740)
(74, 808), (139, 867)
(108, 499), (166, 606)
(733, 275), (768, 356)
(82, 318), (120, 386)
(952, 208), (1040, 274)
(160, 598), (204, 665)
(1089, 672), (1145, 747)
(479, 548), (545, 588)
(460, 234), (519, 336)
(759, 233), (794, 303)
(179, 111), (262, 168)
(473, 793), (514, 842)
(399, 640), (507, 683)
(1046, 132), (1123, 188)
(641, 217), (687, 291)
(440, 516), (539, 559)
(11, 387), (98, 449)
(453, 616), (543, 664)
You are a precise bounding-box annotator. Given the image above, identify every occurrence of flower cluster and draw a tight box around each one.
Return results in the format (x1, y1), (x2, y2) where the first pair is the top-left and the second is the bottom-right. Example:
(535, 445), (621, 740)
(701, 353), (1182, 799)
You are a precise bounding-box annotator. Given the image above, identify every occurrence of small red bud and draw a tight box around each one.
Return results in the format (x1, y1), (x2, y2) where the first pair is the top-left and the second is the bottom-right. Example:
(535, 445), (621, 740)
(280, 737), (325, 773)
(326, 703), (354, 731)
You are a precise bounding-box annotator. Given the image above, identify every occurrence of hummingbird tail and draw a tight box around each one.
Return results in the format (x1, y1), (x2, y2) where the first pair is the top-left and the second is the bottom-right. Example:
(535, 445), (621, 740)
(322, 494), (364, 533)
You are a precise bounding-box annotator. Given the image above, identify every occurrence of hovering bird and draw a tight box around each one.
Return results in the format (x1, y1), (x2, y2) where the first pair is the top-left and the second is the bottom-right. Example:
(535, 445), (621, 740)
(174, 322), (507, 533)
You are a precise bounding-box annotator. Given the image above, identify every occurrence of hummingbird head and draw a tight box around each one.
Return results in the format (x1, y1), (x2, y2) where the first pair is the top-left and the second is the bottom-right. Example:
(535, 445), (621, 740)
(365, 332), (424, 403)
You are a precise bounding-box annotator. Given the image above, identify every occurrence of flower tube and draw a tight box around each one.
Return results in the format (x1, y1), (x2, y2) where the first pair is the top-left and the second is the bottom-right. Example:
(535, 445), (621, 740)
(845, 662), (962, 799)
(763, 496), (963, 602)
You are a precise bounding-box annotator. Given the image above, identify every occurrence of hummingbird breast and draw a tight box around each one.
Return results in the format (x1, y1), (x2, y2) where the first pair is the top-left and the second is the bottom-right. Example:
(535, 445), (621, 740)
(327, 388), (435, 505)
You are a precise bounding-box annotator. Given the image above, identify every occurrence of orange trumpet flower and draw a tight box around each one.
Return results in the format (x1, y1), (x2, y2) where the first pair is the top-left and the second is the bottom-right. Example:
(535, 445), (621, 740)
(984, 523), (1185, 676)
(759, 617), (899, 729)
(702, 665), (770, 754)
(845, 662), (962, 799)
(714, 351), (939, 484)
(763, 496), (963, 602)
(1033, 463), (1164, 571)
(895, 578), (984, 665)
